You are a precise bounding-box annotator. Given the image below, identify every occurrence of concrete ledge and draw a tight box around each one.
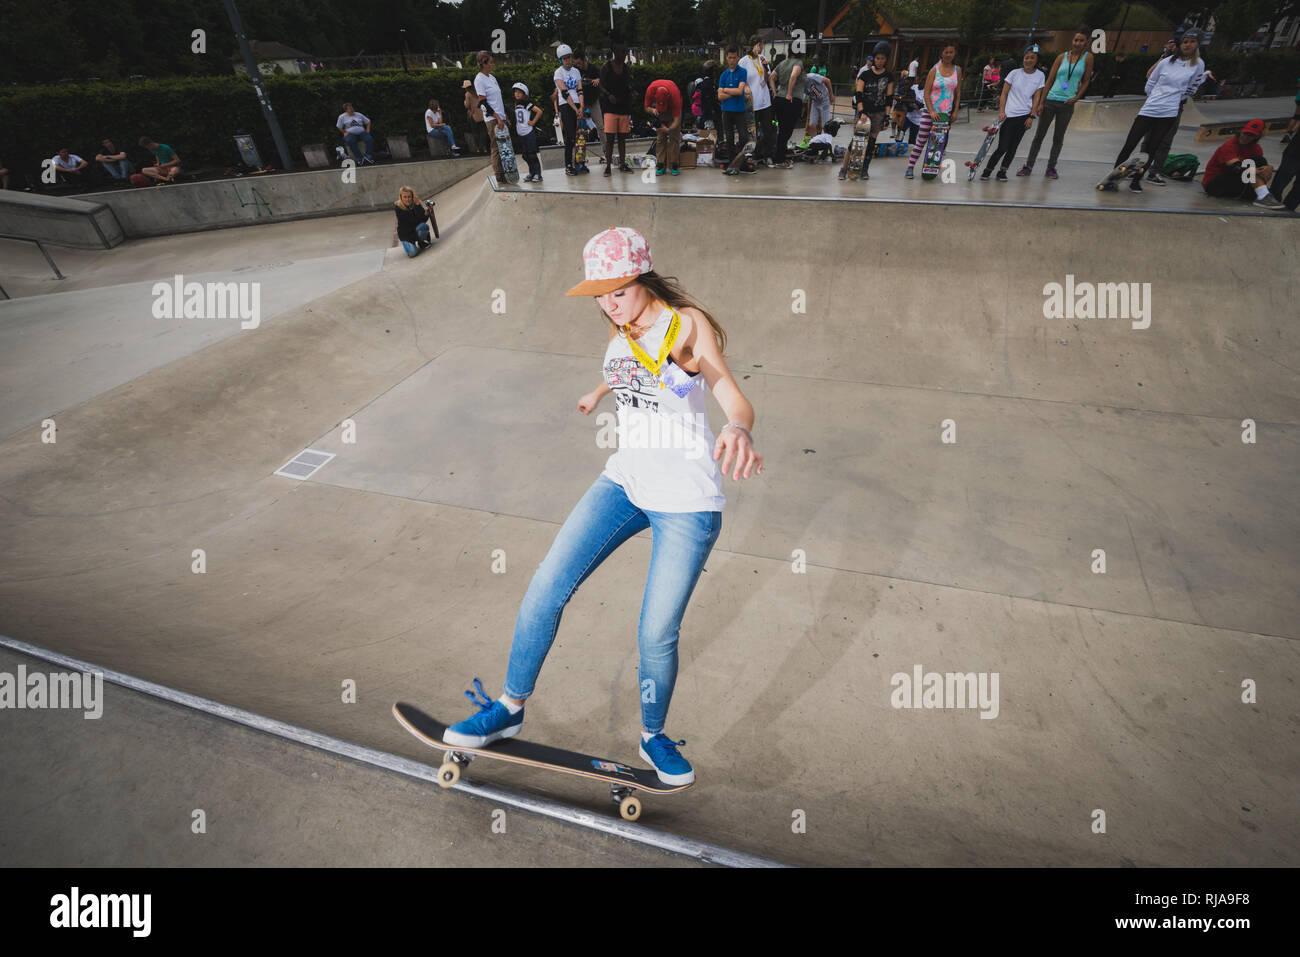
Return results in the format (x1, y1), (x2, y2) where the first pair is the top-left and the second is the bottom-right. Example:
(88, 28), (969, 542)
(0, 191), (124, 249)
(73, 156), (490, 239)
(1196, 116), (1290, 141)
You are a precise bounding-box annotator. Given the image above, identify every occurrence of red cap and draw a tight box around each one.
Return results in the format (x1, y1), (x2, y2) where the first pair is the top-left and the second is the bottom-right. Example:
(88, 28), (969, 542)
(1242, 119), (1265, 136)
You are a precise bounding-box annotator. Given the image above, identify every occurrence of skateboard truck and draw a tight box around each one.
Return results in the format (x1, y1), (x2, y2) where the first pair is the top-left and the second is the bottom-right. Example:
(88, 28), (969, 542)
(439, 749), (473, 786)
(609, 784), (642, 821)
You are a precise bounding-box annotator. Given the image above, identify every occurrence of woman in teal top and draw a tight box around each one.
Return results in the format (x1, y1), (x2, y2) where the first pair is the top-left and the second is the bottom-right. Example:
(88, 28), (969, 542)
(1020, 28), (1092, 178)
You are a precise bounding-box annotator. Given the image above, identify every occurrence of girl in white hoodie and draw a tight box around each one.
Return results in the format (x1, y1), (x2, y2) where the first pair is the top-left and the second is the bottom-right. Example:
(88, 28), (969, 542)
(1107, 31), (1206, 192)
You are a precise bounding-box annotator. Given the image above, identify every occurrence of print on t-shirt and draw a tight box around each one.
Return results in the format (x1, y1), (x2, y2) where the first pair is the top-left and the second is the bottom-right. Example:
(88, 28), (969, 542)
(606, 356), (661, 413)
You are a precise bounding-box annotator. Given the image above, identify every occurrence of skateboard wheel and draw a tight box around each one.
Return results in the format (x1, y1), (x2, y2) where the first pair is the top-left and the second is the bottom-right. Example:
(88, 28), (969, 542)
(619, 795), (642, 822)
(437, 762), (460, 787)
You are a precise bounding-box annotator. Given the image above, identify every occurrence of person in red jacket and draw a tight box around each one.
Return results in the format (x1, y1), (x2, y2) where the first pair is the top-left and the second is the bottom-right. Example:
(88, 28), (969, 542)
(645, 78), (683, 176)
(1202, 119), (1285, 210)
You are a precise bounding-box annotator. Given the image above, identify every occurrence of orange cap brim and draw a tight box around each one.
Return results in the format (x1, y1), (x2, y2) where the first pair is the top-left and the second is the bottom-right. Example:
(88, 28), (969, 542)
(564, 274), (639, 297)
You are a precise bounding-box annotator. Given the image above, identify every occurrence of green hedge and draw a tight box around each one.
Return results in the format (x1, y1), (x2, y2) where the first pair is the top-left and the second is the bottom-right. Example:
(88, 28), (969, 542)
(0, 60), (713, 182)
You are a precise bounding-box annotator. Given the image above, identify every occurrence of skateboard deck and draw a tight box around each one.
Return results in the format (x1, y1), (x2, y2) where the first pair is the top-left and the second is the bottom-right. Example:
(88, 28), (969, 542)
(393, 702), (691, 821)
(841, 118), (871, 180)
(965, 121), (1001, 180)
(1096, 151), (1148, 190)
(574, 121), (587, 167)
(725, 140), (756, 173)
(921, 113), (950, 180)
(423, 200), (439, 239)
(492, 120), (520, 185)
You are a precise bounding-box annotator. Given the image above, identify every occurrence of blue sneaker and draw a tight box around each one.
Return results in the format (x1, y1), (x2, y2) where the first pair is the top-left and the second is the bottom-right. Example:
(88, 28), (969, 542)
(639, 733), (695, 785)
(442, 678), (523, 748)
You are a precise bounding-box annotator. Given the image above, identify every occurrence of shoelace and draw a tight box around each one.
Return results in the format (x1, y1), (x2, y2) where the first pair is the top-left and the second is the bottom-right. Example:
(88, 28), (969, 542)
(463, 677), (495, 714)
(651, 735), (687, 757)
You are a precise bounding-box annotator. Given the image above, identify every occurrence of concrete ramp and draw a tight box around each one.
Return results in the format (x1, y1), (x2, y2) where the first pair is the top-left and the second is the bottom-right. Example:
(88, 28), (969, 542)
(0, 190), (123, 249)
(1074, 95), (1209, 132)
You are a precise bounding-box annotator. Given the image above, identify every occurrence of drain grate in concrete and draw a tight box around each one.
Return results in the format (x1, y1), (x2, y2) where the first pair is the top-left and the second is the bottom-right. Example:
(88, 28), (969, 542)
(275, 449), (336, 480)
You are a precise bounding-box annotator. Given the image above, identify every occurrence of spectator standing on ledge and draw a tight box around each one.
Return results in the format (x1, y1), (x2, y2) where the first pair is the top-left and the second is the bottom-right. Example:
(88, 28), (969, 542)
(600, 44), (634, 174)
(772, 48), (805, 166)
(717, 45), (751, 175)
(513, 83), (545, 183)
(851, 41), (894, 180)
(1109, 31), (1205, 191)
(474, 51), (509, 182)
(979, 45), (1045, 181)
(739, 37), (775, 165)
(554, 43), (585, 175)
(1145, 25), (1203, 183)
(1021, 28), (1091, 179)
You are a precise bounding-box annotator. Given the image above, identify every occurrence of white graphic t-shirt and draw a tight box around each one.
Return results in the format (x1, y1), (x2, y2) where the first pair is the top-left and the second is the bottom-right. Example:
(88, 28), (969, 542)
(601, 307), (725, 513)
(555, 65), (582, 107)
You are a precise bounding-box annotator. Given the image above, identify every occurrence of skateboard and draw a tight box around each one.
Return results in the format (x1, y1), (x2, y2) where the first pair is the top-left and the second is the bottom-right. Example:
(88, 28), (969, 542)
(965, 121), (1001, 180)
(840, 117), (871, 180)
(725, 140), (756, 174)
(422, 199), (439, 239)
(921, 112), (950, 180)
(393, 702), (691, 821)
(1096, 151), (1149, 190)
(573, 114), (587, 169)
(491, 116), (520, 185)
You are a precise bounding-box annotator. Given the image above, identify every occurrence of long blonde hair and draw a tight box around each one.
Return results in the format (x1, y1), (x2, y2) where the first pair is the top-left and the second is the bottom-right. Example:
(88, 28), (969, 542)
(600, 272), (727, 355)
(395, 185), (423, 208)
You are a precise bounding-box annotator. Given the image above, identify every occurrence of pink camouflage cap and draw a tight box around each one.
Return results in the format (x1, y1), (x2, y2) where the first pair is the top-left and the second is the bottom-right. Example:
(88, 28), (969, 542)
(565, 226), (654, 296)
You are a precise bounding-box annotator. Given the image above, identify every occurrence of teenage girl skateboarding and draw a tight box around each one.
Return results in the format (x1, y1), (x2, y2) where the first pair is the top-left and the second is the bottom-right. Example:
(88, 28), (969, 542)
(443, 227), (764, 785)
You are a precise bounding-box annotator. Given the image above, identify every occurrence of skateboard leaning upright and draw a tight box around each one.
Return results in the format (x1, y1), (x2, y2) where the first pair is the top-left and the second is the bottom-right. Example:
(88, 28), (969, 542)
(921, 111), (951, 180)
(839, 116), (871, 180)
(573, 113), (588, 171)
(488, 110), (520, 185)
(965, 121), (1001, 180)
(393, 701), (691, 821)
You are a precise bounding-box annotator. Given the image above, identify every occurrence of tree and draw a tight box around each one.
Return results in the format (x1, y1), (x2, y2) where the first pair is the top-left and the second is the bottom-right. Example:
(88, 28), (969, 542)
(1082, 0), (1125, 30)
(958, 0), (1014, 59)
(1210, 0), (1272, 46)
(636, 0), (673, 54)
(718, 0), (765, 44)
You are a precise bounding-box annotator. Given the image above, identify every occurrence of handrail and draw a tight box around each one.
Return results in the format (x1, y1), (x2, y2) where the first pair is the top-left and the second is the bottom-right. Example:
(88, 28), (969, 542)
(0, 234), (66, 299)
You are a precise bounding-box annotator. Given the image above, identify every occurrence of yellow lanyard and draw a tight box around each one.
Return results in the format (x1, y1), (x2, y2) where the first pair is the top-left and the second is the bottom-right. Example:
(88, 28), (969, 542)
(622, 305), (680, 388)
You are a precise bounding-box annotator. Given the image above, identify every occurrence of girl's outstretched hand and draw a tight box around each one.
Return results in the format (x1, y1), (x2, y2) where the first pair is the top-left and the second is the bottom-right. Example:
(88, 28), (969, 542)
(577, 391), (601, 414)
(714, 427), (763, 481)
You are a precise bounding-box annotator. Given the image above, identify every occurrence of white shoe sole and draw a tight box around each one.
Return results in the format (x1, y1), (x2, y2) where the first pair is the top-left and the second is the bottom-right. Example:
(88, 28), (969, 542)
(442, 721), (522, 749)
(639, 744), (695, 785)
